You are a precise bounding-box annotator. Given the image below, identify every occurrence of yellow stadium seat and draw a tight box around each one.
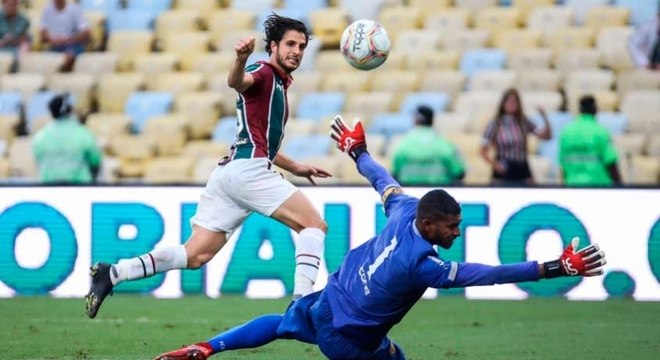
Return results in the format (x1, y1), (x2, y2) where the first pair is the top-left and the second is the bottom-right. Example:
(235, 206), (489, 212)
(566, 90), (618, 114)
(515, 69), (561, 91)
(613, 133), (647, 157)
(285, 119), (319, 137)
(173, 0), (219, 27)
(8, 136), (37, 178)
(0, 114), (19, 145)
(174, 91), (222, 139)
(0, 73), (45, 99)
(564, 70), (615, 94)
(585, 6), (629, 32)
(85, 113), (131, 143)
(627, 156), (659, 185)
(160, 32), (211, 69)
(315, 51), (353, 72)
(376, 51), (406, 71)
(507, 48), (552, 70)
(345, 91), (396, 119)
(394, 30), (441, 53)
(378, 6), (423, 40)
(97, 73), (145, 113)
(469, 70), (516, 92)
(205, 71), (236, 115)
(520, 90), (563, 113)
(47, 73), (96, 114)
(107, 30), (154, 71)
(309, 8), (350, 48)
(207, 9), (255, 42)
(434, 112), (470, 135)
(529, 154), (556, 185)
(405, 50), (460, 71)
(646, 137), (660, 157)
(0, 157), (9, 178)
(616, 70), (660, 96)
(150, 71), (204, 97)
(74, 52), (119, 78)
(182, 52), (234, 76)
(215, 29), (262, 53)
(494, 29), (541, 54)
(554, 49), (601, 77)
(191, 156), (219, 183)
(424, 8), (469, 32)
(454, 91), (501, 133)
(155, 9), (200, 40)
(455, 0), (499, 20)
(438, 29), (490, 52)
(0, 52), (14, 74)
(512, 0), (555, 24)
(320, 71), (372, 93)
(108, 134), (158, 178)
(24, 10), (43, 51)
(474, 7), (521, 37)
(182, 140), (230, 159)
(143, 156), (194, 184)
(547, 27), (594, 61)
(85, 11), (106, 51)
(143, 114), (190, 156)
(619, 90), (660, 133)
(290, 71), (322, 93)
(133, 53), (181, 89)
(18, 52), (66, 75)
(418, 70), (467, 108)
(371, 70), (419, 108)
(409, 0), (452, 20)
(597, 26), (635, 72)
(527, 6), (573, 44)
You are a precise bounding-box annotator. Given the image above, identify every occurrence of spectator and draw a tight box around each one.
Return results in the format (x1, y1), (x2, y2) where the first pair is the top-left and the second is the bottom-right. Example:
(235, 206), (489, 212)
(40, 0), (90, 71)
(559, 95), (622, 187)
(0, 0), (30, 57)
(32, 93), (102, 184)
(627, 6), (660, 70)
(480, 88), (551, 186)
(391, 105), (465, 185)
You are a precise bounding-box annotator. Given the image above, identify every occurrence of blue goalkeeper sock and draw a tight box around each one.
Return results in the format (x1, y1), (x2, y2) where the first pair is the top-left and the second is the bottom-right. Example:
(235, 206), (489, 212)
(205, 314), (284, 353)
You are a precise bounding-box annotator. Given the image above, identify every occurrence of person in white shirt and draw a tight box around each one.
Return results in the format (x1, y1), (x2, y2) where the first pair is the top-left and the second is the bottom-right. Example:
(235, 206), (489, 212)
(40, 0), (90, 71)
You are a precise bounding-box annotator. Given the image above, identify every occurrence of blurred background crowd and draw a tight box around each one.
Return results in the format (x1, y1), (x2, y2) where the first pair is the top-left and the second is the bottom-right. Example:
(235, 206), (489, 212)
(0, 0), (658, 187)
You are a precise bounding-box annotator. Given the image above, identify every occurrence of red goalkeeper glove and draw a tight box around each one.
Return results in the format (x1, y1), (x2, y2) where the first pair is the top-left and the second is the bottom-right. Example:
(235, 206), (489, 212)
(543, 237), (606, 278)
(330, 115), (368, 161)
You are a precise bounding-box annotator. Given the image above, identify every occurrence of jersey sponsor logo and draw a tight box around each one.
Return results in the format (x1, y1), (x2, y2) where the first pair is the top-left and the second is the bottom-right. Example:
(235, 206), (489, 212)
(428, 256), (444, 267)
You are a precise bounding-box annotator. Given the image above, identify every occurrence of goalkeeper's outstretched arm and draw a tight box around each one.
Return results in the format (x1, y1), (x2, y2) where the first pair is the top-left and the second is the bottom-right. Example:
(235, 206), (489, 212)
(330, 116), (406, 214)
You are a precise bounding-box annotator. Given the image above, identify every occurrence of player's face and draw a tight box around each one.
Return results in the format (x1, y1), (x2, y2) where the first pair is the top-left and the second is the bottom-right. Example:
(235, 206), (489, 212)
(272, 30), (307, 74)
(423, 214), (462, 249)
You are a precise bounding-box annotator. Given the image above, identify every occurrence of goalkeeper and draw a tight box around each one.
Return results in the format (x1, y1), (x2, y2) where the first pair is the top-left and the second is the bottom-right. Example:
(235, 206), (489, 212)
(154, 116), (607, 360)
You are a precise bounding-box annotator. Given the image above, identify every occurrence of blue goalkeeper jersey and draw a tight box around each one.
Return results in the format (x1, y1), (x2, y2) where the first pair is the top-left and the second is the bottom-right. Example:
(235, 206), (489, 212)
(323, 153), (540, 344)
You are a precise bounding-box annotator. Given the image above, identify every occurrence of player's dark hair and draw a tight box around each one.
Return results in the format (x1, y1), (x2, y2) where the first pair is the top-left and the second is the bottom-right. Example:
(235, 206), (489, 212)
(263, 13), (310, 55)
(579, 95), (597, 115)
(416, 189), (460, 220)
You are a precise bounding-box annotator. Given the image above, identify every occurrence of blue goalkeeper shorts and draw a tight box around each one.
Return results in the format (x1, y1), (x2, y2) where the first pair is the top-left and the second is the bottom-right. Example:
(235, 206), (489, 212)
(276, 290), (406, 360)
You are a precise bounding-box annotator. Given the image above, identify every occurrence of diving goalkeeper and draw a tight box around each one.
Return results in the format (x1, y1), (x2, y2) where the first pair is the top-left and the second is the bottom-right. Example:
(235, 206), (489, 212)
(153, 116), (607, 360)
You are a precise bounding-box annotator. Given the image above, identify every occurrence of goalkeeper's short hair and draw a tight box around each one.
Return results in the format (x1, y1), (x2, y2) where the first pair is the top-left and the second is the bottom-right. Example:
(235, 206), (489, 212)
(416, 189), (460, 220)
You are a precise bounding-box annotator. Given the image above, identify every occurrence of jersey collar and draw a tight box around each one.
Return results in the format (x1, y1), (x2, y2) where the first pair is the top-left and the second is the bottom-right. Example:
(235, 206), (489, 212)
(258, 61), (293, 89)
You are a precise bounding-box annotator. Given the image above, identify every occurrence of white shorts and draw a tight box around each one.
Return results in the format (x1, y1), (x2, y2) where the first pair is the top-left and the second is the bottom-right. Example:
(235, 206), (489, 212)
(190, 158), (298, 235)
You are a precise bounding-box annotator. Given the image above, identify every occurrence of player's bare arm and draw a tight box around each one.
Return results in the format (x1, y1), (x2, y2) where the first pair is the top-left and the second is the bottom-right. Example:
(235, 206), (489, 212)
(227, 37), (256, 93)
(273, 153), (332, 185)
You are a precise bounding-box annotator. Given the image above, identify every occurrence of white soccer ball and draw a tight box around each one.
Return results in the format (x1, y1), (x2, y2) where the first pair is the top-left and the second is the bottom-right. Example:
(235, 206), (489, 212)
(340, 19), (391, 71)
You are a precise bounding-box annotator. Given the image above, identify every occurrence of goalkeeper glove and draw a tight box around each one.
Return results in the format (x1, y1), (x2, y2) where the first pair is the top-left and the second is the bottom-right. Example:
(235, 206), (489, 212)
(543, 237), (606, 279)
(330, 115), (368, 161)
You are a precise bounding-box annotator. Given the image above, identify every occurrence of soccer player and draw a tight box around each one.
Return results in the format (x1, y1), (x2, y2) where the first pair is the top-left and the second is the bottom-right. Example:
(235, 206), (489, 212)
(85, 14), (331, 318)
(152, 116), (607, 360)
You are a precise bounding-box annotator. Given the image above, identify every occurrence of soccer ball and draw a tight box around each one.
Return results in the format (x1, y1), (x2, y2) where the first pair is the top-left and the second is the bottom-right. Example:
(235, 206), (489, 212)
(340, 19), (391, 71)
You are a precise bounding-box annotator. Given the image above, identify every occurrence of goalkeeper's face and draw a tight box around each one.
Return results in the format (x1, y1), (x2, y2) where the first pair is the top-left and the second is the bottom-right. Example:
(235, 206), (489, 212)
(421, 214), (462, 249)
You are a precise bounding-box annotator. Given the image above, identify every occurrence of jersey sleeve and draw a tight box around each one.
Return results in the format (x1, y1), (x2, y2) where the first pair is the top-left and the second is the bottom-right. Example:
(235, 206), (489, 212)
(450, 262), (540, 288)
(242, 63), (268, 97)
(417, 256), (459, 289)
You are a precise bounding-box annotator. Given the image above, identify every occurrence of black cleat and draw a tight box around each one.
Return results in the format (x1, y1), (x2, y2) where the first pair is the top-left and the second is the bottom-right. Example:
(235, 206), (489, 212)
(85, 263), (114, 319)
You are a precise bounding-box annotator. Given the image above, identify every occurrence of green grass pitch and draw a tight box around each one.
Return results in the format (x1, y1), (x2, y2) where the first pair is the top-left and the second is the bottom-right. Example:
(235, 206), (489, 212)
(1, 296), (659, 360)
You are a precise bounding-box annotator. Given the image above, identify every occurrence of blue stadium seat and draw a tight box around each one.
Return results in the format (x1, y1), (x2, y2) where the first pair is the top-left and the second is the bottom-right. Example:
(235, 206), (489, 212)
(597, 112), (628, 135)
(0, 91), (22, 116)
(399, 92), (450, 117)
(107, 10), (156, 31)
(80, 0), (122, 12)
(459, 49), (507, 79)
(26, 91), (56, 133)
(283, 134), (331, 161)
(125, 0), (173, 15)
(296, 92), (345, 122)
(124, 91), (174, 133)
(212, 116), (238, 144)
(367, 112), (414, 138)
(613, 0), (658, 25)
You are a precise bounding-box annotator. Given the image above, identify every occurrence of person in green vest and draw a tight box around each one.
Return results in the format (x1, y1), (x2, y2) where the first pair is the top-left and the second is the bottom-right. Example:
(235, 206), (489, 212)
(558, 95), (622, 186)
(32, 93), (102, 184)
(391, 105), (465, 185)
